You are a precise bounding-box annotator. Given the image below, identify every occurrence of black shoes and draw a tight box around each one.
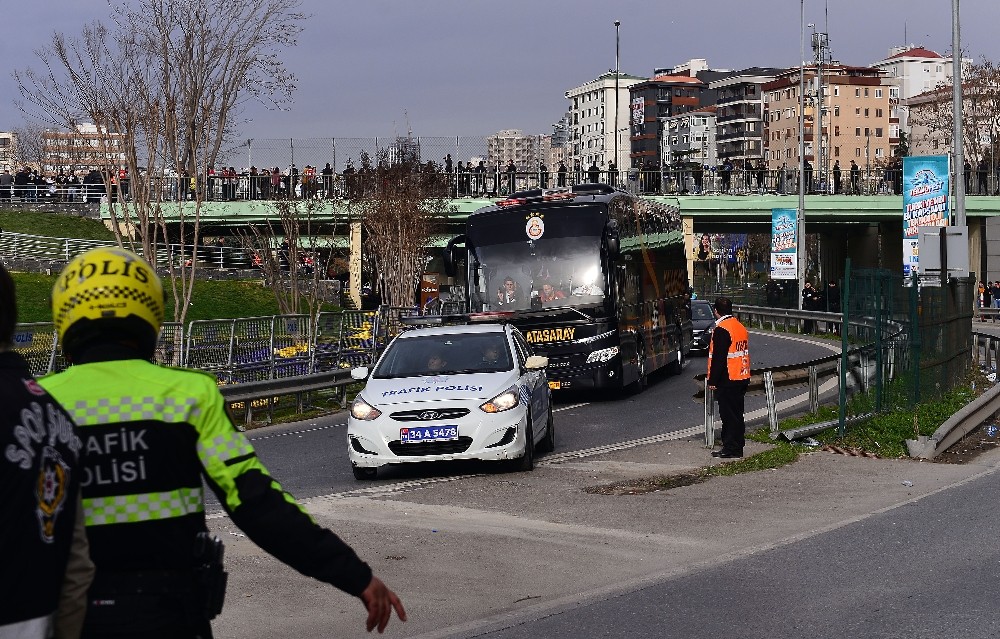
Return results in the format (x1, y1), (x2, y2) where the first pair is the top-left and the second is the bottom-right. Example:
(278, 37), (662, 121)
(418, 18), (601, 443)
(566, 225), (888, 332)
(711, 450), (744, 459)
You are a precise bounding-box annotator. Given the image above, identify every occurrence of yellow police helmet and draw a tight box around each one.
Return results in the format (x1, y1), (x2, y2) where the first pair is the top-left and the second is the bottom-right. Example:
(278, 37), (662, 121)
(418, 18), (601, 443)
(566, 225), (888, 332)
(52, 247), (164, 353)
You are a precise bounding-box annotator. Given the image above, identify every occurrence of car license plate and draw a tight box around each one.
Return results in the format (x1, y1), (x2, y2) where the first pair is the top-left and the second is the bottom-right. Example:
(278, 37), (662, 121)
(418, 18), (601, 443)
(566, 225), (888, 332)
(548, 381), (561, 390)
(400, 425), (459, 443)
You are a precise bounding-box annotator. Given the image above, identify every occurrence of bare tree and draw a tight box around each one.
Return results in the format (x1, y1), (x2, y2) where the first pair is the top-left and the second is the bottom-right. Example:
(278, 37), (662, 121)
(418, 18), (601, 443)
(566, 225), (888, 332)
(352, 148), (453, 309)
(236, 198), (341, 317)
(15, 0), (305, 323)
(11, 123), (46, 170)
(908, 57), (1000, 166)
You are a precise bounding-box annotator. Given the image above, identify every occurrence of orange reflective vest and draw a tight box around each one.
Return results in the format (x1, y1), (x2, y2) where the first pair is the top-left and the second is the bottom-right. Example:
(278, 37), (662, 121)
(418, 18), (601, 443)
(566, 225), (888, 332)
(708, 315), (751, 382)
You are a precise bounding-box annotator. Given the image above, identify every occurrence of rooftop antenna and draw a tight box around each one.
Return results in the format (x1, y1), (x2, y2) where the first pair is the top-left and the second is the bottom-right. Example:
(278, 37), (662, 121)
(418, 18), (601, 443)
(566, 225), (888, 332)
(405, 110), (412, 138)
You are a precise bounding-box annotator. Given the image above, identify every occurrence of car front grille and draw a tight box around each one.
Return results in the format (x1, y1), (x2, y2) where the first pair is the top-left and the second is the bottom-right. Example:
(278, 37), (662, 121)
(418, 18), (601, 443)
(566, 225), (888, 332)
(390, 408), (471, 422)
(388, 437), (474, 456)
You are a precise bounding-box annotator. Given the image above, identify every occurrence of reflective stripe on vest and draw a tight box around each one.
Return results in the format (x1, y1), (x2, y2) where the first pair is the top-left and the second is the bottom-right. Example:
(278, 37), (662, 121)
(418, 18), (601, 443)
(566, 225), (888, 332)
(83, 487), (204, 526)
(0, 614), (52, 639)
(708, 316), (751, 381)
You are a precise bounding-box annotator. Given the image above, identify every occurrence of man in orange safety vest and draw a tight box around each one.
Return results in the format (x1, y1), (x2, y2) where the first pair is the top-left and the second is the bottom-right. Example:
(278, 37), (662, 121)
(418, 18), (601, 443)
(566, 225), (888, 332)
(707, 297), (751, 458)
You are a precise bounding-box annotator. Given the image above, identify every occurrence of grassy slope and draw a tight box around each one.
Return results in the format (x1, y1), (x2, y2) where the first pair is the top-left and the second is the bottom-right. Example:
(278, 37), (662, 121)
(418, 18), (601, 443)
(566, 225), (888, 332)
(13, 272), (288, 324)
(0, 210), (117, 240)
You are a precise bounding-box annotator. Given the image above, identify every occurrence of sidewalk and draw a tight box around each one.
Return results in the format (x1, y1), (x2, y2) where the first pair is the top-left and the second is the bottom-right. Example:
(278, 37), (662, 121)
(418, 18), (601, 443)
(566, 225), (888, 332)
(211, 437), (1000, 639)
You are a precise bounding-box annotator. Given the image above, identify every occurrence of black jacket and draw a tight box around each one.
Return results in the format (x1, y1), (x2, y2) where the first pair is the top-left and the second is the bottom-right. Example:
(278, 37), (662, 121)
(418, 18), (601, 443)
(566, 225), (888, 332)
(0, 351), (83, 627)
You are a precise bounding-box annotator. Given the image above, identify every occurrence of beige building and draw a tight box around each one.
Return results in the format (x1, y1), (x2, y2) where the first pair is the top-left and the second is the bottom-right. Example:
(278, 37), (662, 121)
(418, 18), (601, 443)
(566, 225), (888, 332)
(0, 131), (17, 170)
(564, 71), (646, 172)
(763, 65), (897, 184)
(41, 123), (126, 175)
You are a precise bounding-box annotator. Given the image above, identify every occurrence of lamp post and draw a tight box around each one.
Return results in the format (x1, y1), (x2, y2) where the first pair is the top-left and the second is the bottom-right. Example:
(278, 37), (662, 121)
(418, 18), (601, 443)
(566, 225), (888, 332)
(798, 0), (807, 309)
(614, 20), (621, 181)
(952, 0), (966, 228)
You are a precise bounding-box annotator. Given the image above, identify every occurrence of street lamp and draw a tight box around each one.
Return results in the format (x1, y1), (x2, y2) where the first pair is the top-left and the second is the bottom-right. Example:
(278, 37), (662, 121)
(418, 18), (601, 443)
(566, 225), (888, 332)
(798, 0), (807, 309)
(614, 20), (621, 184)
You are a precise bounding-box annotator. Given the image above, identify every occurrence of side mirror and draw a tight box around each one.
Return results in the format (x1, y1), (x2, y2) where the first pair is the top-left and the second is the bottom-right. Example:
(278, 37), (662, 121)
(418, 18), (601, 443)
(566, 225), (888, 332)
(524, 355), (548, 370)
(444, 234), (466, 278)
(350, 366), (369, 381)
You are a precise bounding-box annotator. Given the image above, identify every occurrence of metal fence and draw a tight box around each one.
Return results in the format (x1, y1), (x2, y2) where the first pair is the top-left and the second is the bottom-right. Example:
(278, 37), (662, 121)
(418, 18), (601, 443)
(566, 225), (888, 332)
(14, 307), (413, 381)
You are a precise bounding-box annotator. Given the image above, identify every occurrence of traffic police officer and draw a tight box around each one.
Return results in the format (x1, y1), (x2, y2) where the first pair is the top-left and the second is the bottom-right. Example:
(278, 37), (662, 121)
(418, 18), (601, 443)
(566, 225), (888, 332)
(39, 247), (405, 638)
(707, 297), (751, 458)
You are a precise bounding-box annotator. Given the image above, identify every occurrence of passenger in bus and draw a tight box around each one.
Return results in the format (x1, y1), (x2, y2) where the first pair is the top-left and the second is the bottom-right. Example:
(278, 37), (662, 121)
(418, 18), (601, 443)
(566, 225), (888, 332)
(496, 276), (522, 307)
(538, 280), (566, 302)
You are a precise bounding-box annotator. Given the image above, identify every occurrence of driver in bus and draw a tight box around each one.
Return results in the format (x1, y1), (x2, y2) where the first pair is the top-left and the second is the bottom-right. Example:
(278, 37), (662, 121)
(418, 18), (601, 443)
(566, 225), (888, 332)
(496, 276), (522, 307)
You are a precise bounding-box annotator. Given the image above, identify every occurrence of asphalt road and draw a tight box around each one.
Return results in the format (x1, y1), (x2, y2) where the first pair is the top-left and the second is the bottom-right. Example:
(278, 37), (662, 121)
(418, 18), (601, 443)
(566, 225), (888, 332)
(227, 331), (837, 505)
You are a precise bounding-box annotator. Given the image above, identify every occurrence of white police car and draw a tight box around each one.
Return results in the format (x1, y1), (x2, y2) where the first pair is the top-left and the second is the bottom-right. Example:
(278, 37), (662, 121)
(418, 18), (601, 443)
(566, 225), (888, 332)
(347, 320), (553, 480)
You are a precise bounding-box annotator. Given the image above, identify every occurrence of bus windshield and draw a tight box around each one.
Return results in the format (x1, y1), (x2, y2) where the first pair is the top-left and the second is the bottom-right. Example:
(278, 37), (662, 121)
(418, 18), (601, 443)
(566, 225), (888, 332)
(467, 205), (607, 312)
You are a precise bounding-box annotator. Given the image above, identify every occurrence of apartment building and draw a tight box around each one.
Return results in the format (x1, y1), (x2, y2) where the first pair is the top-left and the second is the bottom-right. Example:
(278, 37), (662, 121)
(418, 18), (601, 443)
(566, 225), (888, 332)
(763, 65), (896, 179)
(628, 74), (706, 170)
(871, 45), (970, 136)
(41, 123), (126, 174)
(565, 71), (646, 173)
(709, 68), (784, 166)
(662, 106), (717, 169)
(0, 131), (17, 170)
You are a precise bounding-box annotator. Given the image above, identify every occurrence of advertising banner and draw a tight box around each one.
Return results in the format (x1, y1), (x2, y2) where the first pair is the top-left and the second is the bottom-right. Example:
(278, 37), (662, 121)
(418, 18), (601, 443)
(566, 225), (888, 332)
(902, 155), (950, 277)
(770, 208), (798, 280)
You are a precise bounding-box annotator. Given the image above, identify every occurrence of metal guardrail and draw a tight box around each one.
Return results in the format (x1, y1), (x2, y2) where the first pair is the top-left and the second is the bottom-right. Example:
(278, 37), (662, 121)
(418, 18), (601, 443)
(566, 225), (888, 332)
(700, 305), (904, 445)
(906, 330), (1000, 459)
(219, 368), (355, 426)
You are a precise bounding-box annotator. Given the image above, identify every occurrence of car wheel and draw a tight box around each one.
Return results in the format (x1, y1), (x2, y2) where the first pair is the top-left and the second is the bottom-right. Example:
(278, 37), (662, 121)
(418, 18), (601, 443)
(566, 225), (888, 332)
(508, 419), (535, 472)
(538, 400), (555, 454)
(352, 466), (377, 480)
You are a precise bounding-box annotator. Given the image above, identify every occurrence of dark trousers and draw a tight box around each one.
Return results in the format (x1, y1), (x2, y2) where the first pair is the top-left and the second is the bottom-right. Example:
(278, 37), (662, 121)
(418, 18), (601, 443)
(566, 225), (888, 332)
(716, 382), (748, 453)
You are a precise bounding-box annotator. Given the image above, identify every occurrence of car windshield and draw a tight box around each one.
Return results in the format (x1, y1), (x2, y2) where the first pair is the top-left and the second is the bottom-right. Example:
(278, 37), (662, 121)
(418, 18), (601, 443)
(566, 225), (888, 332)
(467, 204), (607, 312)
(692, 303), (714, 320)
(372, 332), (513, 378)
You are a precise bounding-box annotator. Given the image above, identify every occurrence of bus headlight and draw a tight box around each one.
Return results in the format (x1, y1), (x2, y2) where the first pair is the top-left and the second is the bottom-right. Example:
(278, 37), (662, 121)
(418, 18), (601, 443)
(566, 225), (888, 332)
(586, 346), (619, 364)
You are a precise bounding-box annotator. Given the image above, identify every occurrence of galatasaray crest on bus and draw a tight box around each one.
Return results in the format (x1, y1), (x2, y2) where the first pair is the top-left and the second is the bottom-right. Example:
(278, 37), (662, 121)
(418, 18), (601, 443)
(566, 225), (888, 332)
(902, 155), (949, 277)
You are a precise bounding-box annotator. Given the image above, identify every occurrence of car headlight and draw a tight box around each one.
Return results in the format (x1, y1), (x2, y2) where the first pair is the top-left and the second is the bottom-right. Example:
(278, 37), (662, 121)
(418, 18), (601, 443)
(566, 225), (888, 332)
(350, 396), (382, 421)
(480, 386), (520, 413)
(586, 346), (619, 364)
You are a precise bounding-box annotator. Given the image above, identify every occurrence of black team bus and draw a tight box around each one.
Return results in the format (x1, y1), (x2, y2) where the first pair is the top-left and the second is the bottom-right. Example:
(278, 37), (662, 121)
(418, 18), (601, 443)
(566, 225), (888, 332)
(443, 183), (692, 393)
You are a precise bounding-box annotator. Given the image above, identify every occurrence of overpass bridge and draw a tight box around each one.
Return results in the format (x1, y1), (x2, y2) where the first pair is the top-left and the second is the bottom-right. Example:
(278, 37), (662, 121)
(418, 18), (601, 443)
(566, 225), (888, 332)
(99, 193), (1000, 284)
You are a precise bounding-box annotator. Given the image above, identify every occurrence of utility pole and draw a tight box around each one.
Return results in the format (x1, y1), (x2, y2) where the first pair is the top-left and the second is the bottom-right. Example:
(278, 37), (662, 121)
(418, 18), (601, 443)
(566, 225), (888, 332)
(614, 20), (621, 179)
(797, 0), (807, 308)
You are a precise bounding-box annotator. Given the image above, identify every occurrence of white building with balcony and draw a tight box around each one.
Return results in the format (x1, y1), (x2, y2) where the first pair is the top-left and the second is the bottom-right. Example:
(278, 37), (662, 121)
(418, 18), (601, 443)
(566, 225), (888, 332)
(565, 71), (645, 173)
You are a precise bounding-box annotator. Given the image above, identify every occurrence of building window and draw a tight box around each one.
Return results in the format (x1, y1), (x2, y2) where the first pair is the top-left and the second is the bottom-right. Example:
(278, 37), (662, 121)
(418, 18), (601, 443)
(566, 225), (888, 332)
(855, 88), (861, 97)
(855, 127), (861, 136)
(876, 128), (883, 137)
(875, 89), (883, 98)
(876, 109), (883, 118)
(864, 88), (869, 97)
(864, 108), (870, 117)
(864, 127), (870, 137)
(834, 86), (840, 97)
(855, 107), (861, 116)
(875, 147), (884, 157)
(856, 148), (862, 157)
(835, 126), (840, 136)
(834, 105), (840, 117)
(834, 146), (840, 157)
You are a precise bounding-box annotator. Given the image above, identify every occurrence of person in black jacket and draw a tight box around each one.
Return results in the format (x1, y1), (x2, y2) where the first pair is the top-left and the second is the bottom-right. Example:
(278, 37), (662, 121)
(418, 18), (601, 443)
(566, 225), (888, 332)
(0, 263), (93, 639)
(39, 247), (405, 638)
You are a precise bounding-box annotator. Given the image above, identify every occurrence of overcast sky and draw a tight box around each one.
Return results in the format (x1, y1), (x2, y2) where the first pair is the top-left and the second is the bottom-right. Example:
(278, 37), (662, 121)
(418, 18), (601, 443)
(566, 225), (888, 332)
(1, 0), (997, 140)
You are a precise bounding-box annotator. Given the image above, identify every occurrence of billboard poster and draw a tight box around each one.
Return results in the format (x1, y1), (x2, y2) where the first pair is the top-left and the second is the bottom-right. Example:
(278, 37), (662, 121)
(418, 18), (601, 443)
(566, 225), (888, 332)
(902, 155), (950, 277)
(770, 208), (797, 280)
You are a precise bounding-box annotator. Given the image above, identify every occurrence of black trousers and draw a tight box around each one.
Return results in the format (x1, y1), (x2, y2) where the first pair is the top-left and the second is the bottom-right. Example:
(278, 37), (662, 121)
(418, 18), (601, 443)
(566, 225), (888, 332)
(716, 382), (748, 453)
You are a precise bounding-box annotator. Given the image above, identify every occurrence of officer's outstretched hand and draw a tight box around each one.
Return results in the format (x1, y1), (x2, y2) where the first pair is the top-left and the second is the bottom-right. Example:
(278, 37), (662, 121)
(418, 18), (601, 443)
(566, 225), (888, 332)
(360, 575), (407, 633)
